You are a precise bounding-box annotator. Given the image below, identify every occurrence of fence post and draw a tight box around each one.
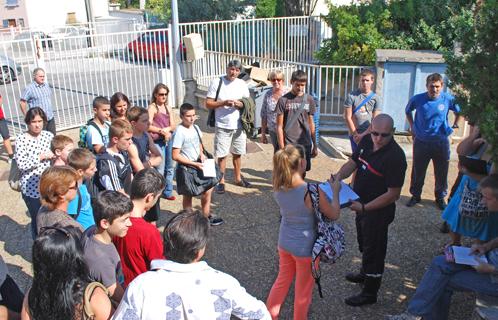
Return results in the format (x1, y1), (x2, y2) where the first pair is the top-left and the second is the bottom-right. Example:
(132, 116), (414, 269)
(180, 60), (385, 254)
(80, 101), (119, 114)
(170, 0), (184, 107)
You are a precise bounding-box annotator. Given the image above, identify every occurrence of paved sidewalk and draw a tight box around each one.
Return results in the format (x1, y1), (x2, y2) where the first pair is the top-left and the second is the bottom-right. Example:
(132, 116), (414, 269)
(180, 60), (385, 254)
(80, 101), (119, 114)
(0, 110), (475, 319)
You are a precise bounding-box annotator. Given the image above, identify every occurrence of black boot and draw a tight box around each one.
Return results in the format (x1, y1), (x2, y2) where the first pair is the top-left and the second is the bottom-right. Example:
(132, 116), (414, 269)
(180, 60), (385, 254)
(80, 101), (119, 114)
(344, 276), (381, 307)
(345, 272), (365, 284)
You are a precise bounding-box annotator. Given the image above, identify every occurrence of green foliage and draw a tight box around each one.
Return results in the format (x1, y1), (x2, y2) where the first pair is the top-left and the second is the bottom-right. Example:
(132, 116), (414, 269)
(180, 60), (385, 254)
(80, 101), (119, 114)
(145, 0), (171, 23)
(446, 0), (498, 162)
(178, 0), (255, 22)
(316, 0), (474, 65)
(256, 0), (277, 18)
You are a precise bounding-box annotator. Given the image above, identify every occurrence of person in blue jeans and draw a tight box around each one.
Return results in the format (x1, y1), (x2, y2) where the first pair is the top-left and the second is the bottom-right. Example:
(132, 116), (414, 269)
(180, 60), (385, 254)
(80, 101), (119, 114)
(405, 73), (461, 210)
(386, 174), (498, 320)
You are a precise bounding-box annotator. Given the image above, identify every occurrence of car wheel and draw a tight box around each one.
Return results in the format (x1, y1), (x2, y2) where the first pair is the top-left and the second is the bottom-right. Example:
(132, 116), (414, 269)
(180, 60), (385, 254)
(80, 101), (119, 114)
(0, 66), (15, 85)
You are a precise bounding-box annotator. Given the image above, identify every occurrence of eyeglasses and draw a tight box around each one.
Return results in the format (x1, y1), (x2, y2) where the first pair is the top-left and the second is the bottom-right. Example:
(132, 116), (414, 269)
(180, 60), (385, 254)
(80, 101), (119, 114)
(370, 131), (392, 138)
(271, 78), (283, 82)
(157, 93), (168, 97)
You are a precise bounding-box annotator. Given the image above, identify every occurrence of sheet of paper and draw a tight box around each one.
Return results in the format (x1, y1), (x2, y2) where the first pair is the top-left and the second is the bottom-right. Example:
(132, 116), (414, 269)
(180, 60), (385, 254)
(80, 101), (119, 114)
(202, 159), (216, 178)
(319, 181), (360, 208)
(452, 246), (488, 266)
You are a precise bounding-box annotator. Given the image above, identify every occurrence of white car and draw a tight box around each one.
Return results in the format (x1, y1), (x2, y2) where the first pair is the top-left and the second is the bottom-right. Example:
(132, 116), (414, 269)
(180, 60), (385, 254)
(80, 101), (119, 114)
(0, 54), (22, 85)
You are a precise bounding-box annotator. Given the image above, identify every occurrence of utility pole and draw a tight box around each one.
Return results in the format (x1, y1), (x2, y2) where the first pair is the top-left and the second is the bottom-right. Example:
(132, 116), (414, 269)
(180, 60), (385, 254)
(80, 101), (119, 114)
(170, 0), (183, 107)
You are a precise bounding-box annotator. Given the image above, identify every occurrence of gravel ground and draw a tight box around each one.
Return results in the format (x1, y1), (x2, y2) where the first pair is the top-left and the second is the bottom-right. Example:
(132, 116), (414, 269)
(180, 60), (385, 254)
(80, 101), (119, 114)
(0, 112), (476, 319)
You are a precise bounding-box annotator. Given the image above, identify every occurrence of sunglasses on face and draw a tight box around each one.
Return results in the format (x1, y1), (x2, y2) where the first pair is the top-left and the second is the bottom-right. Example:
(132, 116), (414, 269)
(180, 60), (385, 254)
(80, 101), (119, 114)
(370, 131), (392, 137)
(157, 93), (168, 97)
(271, 79), (283, 82)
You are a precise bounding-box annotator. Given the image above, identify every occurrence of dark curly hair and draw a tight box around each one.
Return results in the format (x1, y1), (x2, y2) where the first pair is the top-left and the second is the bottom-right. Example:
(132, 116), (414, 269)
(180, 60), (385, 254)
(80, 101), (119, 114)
(28, 225), (90, 320)
(110, 92), (131, 119)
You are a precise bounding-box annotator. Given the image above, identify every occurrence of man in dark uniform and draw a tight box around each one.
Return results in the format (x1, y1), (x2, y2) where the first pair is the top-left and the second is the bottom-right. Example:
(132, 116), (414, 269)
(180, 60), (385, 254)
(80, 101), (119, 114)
(333, 114), (407, 306)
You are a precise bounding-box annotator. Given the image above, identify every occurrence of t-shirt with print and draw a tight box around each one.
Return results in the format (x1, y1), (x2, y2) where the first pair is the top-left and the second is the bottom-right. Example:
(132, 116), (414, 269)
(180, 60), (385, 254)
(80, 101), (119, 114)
(86, 121), (110, 152)
(276, 92), (316, 146)
(67, 183), (95, 230)
(82, 226), (124, 288)
(344, 89), (381, 134)
(172, 124), (201, 161)
(113, 217), (164, 286)
(206, 77), (250, 130)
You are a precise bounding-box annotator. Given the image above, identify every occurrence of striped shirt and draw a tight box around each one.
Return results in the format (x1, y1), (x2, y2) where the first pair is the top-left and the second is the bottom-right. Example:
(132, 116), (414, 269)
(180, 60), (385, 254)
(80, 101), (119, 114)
(21, 81), (54, 120)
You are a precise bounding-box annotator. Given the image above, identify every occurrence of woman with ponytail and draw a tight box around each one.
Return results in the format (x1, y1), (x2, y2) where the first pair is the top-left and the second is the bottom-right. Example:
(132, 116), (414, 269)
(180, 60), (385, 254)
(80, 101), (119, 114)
(266, 144), (341, 319)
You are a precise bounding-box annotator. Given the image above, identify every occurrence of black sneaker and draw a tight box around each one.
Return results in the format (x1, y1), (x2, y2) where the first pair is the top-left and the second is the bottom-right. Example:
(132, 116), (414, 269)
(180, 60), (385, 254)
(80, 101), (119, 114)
(209, 215), (224, 226)
(440, 221), (450, 233)
(406, 196), (421, 207)
(215, 183), (225, 194)
(435, 198), (447, 210)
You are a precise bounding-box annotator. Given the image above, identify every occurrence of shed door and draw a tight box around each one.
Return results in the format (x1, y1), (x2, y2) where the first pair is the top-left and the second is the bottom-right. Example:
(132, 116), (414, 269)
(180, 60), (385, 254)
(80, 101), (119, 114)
(382, 62), (447, 132)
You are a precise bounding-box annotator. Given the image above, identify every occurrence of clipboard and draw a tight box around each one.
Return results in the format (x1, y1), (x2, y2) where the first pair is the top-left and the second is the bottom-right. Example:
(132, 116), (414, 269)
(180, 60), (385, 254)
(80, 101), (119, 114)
(319, 181), (360, 208)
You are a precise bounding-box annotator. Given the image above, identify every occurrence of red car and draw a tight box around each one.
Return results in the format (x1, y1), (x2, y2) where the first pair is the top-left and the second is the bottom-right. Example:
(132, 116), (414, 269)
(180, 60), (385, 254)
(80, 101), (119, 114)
(127, 31), (185, 63)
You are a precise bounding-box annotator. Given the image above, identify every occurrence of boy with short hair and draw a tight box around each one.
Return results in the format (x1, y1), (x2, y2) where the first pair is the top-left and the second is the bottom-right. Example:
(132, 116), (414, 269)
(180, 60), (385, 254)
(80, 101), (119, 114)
(95, 119), (134, 195)
(113, 168), (165, 286)
(66, 148), (97, 230)
(50, 134), (75, 166)
(86, 96), (111, 154)
(82, 190), (133, 303)
(343, 69), (381, 153)
(276, 70), (317, 172)
(127, 106), (163, 223)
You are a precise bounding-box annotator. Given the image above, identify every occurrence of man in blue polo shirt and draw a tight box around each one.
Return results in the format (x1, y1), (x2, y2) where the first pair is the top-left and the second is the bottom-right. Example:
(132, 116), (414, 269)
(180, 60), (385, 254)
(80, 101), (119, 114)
(20, 67), (56, 135)
(405, 73), (461, 210)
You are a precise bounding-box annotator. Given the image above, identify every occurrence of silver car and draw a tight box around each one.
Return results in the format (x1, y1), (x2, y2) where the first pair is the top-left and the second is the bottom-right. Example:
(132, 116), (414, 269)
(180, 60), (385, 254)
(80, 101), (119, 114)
(0, 54), (22, 85)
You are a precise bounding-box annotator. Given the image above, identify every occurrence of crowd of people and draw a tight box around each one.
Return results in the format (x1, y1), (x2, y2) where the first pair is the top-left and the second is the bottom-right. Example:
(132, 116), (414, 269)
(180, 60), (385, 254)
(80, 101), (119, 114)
(0, 62), (497, 320)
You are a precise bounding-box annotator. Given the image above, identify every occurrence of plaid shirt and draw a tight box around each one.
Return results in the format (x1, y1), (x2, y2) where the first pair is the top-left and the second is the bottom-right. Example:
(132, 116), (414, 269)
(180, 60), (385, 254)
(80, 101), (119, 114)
(21, 81), (54, 120)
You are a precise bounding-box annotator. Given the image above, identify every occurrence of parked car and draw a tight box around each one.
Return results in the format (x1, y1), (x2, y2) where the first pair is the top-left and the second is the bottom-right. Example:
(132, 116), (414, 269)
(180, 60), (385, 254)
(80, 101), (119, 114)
(47, 26), (89, 40)
(127, 31), (186, 64)
(14, 31), (53, 48)
(0, 54), (22, 85)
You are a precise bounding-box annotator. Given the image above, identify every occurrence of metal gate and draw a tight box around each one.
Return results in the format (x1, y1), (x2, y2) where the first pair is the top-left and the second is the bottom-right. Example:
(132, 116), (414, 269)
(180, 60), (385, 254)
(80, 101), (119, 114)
(0, 27), (176, 138)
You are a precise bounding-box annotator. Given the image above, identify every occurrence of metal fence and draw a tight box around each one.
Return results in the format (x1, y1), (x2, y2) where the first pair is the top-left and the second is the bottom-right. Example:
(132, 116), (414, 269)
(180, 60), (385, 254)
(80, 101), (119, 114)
(179, 16), (331, 64)
(0, 28), (175, 137)
(192, 51), (369, 117)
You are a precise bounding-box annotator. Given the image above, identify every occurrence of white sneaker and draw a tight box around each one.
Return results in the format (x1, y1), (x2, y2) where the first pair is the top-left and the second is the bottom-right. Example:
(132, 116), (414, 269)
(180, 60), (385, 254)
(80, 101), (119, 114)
(385, 312), (421, 320)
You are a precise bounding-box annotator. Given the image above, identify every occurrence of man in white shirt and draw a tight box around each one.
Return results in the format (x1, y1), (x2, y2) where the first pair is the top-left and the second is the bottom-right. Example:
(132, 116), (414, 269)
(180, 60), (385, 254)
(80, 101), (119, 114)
(205, 60), (251, 194)
(112, 210), (271, 320)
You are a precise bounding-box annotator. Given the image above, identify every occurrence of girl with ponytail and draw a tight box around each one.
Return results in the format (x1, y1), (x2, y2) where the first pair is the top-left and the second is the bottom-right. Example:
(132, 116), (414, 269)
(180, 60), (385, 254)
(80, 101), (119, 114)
(267, 144), (341, 319)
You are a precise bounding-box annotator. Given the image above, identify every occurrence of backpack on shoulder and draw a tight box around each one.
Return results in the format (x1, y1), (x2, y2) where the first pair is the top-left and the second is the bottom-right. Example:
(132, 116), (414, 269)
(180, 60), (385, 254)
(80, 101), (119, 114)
(307, 183), (346, 298)
(79, 120), (103, 149)
(8, 158), (21, 192)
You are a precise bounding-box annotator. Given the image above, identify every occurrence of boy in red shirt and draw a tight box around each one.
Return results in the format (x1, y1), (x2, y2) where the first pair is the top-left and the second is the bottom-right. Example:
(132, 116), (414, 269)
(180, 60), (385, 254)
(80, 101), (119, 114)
(113, 168), (165, 286)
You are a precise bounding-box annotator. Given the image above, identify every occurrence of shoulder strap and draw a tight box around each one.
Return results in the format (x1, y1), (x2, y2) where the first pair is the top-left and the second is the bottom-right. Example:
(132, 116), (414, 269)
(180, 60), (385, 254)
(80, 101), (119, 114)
(88, 121), (104, 139)
(214, 77), (223, 101)
(83, 282), (108, 319)
(284, 93), (308, 133)
(193, 125), (204, 149)
(306, 182), (322, 221)
(73, 187), (82, 220)
(352, 92), (375, 115)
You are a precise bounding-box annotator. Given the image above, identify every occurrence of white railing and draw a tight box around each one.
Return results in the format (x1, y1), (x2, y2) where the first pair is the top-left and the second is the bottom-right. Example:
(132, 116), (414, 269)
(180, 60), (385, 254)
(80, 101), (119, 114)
(0, 28), (175, 137)
(179, 16), (331, 64)
(192, 51), (370, 117)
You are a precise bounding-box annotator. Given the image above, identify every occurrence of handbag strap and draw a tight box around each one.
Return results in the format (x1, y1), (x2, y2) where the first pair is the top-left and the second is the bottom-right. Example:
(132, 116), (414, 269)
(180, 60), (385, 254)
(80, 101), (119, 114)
(352, 92), (375, 115)
(83, 282), (108, 319)
(214, 77), (223, 101)
(306, 183), (323, 222)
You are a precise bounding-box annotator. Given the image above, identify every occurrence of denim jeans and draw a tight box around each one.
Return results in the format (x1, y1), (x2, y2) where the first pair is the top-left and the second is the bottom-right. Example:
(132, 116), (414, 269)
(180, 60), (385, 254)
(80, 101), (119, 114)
(409, 138), (450, 199)
(408, 255), (498, 320)
(22, 193), (41, 239)
(154, 139), (175, 197)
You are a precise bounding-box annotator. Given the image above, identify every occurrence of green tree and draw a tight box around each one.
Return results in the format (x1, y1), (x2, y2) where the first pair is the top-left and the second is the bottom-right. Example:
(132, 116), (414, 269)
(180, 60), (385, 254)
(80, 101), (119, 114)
(446, 0), (498, 162)
(145, 0), (171, 23)
(178, 0), (254, 22)
(255, 0), (277, 18)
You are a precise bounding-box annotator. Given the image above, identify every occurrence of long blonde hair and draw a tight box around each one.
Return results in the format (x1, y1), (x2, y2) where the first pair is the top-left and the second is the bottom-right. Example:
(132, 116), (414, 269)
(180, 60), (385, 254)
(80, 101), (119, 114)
(272, 144), (304, 191)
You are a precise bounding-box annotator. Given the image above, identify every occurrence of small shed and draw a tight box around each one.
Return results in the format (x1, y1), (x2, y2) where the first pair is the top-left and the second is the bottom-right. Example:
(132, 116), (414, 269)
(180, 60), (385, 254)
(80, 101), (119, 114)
(375, 49), (451, 133)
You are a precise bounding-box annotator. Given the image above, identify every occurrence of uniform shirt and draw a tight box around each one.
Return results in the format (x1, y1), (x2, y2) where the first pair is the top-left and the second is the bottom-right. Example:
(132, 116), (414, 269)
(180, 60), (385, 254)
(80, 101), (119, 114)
(14, 130), (53, 198)
(206, 77), (250, 130)
(276, 92), (316, 146)
(113, 217), (164, 286)
(112, 259), (271, 320)
(352, 135), (407, 213)
(405, 91), (460, 142)
(21, 81), (54, 120)
(344, 89), (382, 134)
